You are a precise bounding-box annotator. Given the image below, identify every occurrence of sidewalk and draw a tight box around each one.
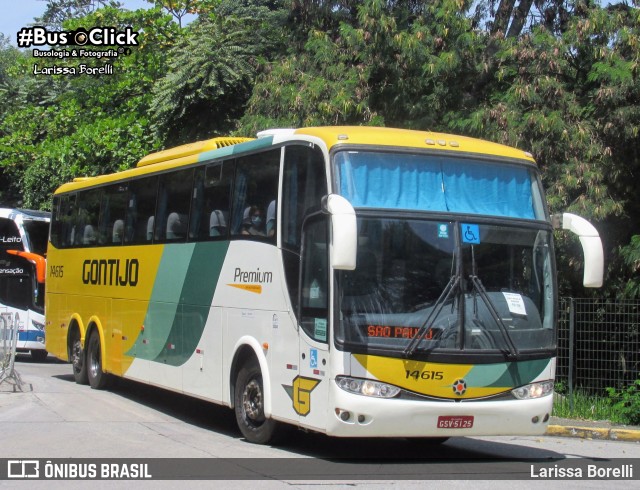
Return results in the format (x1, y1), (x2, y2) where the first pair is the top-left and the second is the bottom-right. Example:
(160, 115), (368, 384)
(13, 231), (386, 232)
(547, 416), (640, 442)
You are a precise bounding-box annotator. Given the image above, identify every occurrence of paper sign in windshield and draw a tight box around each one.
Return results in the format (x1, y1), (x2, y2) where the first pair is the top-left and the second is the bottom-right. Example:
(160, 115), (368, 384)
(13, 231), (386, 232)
(502, 292), (527, 316)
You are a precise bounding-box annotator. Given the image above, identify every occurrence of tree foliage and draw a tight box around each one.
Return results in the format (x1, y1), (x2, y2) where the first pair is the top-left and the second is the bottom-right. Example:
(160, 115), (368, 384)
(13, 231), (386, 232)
(150, 1), (288, 144)
(0, 5), (178, 208)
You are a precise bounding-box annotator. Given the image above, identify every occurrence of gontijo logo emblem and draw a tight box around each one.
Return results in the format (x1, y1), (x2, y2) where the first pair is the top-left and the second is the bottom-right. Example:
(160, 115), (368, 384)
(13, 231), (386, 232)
(227, 267), (272, 294)
(283, 376), (321, 416)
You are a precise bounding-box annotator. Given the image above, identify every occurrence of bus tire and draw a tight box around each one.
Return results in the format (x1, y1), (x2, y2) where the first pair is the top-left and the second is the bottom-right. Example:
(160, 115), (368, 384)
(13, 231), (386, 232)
(30, 350), (48, 362)
(71, 336), (88, 385)
(234, 361), (279, 444)
(86, 330), (110, 390)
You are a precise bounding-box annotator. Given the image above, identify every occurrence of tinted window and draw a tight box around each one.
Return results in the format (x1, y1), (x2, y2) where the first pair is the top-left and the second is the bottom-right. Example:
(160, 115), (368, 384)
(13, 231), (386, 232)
(0, 218), (21, 252)
(231, 150), (280, 240)
(50, 194), (77, 248)
(281, 145), (327, 313)
(190, 161), (234, 240)
(300, 216), (329, 343)
(22, 220), (49, 255)
(125, 176), (159, 245)
(98, 183), (128, 245)
(75, 189), (102, 246)
(0, 275), (31, 310)
(155, 168), (194, 242)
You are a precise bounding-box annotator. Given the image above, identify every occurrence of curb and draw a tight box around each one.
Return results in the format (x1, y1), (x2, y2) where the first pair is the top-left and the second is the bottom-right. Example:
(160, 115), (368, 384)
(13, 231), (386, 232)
(546, 425), (640, 442)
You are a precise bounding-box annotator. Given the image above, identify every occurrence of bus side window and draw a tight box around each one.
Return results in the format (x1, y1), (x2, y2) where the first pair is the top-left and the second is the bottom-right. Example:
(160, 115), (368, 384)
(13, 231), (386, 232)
(99, 183), (128, 246)
(281, 144), (327, 314)
(155, 168), (193, 242)
(190, 161), (233, 241)
(51, 194), (76, 248)
(231, 150), (280, 240)
(300, 216), (329, 343)
(125, 176), (159, 245)
(75, 189), (101, 247)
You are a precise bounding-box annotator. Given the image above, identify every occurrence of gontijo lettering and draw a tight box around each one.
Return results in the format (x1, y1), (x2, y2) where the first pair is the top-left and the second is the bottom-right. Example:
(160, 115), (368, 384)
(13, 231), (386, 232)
(82, 259), (139, 286)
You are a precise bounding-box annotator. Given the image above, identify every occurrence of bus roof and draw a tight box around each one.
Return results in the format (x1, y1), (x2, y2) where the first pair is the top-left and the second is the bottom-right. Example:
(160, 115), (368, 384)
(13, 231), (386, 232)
(293, 126), (534, 162)
(0, 207), (50, 221)
(53, 126), (535, 195)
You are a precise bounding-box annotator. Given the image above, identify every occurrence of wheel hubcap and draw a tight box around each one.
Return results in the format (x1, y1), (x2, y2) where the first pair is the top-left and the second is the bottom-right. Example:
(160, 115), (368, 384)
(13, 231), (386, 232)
(242, 379), (264, 423)
(72, 341), (83, 372)
(89, 344), (100, 378)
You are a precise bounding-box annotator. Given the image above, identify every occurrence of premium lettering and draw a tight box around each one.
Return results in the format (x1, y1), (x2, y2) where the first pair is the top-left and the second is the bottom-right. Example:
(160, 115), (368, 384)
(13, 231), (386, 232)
(233, 267), (272, 284)
(82, 258), (139, 286)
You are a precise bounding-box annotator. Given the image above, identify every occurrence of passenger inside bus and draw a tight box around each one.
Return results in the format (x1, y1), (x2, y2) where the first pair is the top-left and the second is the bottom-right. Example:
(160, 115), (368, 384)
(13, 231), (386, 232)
(209, 210), (228, 237)
(266, 200), (276, 238)
(241, 206), (266, 236)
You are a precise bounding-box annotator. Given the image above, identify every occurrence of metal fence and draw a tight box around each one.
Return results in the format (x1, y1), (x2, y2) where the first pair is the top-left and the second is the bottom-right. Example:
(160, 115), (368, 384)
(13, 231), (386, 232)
(556, 298), (640, 396)
(0, 309), (20, 386)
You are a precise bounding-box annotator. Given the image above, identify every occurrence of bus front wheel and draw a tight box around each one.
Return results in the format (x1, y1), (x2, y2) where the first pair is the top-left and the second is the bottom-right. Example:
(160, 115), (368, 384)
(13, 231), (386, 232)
(234, 362), (279, 444)
(71, 336), (88, 385)
(86, 330), (110, 390)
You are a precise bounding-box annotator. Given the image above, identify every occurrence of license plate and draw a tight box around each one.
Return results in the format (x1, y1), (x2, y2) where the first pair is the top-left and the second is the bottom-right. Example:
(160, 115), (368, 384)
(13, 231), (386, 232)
(437, 415), (474, 429)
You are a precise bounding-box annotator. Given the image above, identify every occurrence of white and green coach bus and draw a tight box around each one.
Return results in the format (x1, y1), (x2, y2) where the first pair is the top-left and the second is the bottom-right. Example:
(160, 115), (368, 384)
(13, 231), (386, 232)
(45, 126), (603, 443)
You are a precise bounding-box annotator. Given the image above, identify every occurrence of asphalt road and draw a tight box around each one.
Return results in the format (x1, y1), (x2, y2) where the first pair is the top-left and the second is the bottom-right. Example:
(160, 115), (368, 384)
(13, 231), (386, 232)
(0, 354), (637, 488)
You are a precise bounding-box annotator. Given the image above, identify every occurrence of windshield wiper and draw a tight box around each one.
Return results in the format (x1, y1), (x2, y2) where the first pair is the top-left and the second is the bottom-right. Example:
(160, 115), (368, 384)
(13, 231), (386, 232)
(467, 244), (518, 358)
(403, 273), (460, 358)
(468, 275), (518, 359)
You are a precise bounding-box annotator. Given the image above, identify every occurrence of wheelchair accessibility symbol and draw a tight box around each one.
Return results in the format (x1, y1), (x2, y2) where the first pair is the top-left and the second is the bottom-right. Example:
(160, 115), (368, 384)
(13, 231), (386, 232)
(461, 224), (480, 244)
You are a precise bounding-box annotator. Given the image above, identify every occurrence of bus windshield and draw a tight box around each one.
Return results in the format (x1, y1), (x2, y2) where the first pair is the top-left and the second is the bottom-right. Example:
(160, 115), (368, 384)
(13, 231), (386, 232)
(22, 220), (50, 256)
(334, 150), (546, 220)
(335, 217), (555, 357)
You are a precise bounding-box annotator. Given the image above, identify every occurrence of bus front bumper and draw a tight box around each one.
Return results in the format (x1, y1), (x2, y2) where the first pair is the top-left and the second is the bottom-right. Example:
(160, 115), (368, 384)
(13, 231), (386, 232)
(17, 330), (46, 351)
(326, 385), (553, 438)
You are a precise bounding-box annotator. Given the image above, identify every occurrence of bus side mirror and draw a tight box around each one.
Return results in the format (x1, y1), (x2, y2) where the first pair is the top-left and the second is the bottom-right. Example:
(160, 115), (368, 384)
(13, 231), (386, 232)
(322, 194), (357, 270)
(554, 213), (604, 288)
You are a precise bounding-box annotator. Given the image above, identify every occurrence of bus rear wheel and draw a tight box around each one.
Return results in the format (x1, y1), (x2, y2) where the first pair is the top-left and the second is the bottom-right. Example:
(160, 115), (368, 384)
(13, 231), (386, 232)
(234, 362), (279, 444)
(71, 336), (88, 385)
(86, 330), (110, 390)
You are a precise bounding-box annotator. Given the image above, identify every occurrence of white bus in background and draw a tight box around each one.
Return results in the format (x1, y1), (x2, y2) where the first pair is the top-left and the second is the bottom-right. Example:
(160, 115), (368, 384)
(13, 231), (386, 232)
(0, 208), (50, 361)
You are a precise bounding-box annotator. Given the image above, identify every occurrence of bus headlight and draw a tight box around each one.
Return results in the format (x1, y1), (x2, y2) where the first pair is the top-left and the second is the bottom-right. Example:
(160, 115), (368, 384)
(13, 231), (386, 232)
(511, 380), (554, 399)
(336, 376), (400, 398)
(32, 320), (45, 331)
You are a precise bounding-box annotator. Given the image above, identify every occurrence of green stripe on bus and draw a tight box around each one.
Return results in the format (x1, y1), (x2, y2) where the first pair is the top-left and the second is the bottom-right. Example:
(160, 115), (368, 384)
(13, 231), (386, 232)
(465, 358), (549, 387)
(197, 136), (274, 163)
(152, 241), (229, 366)
(127, 243), (196, 360)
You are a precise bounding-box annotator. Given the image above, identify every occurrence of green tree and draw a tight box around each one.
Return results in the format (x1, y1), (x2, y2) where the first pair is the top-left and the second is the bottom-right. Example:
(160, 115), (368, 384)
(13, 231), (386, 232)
(0, 5), (179, 209)
(150, 0), (288, 144)
(35, 0), (122, 29)
(239, 0), (481, 132)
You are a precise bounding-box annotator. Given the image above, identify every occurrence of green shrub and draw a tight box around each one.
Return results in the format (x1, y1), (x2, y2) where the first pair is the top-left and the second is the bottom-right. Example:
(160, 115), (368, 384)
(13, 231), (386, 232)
(606, 380), (640, 426)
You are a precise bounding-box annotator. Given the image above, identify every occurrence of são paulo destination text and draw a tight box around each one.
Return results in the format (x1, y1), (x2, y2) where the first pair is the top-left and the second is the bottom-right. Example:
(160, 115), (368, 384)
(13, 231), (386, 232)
(33, 64), (113, 75)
